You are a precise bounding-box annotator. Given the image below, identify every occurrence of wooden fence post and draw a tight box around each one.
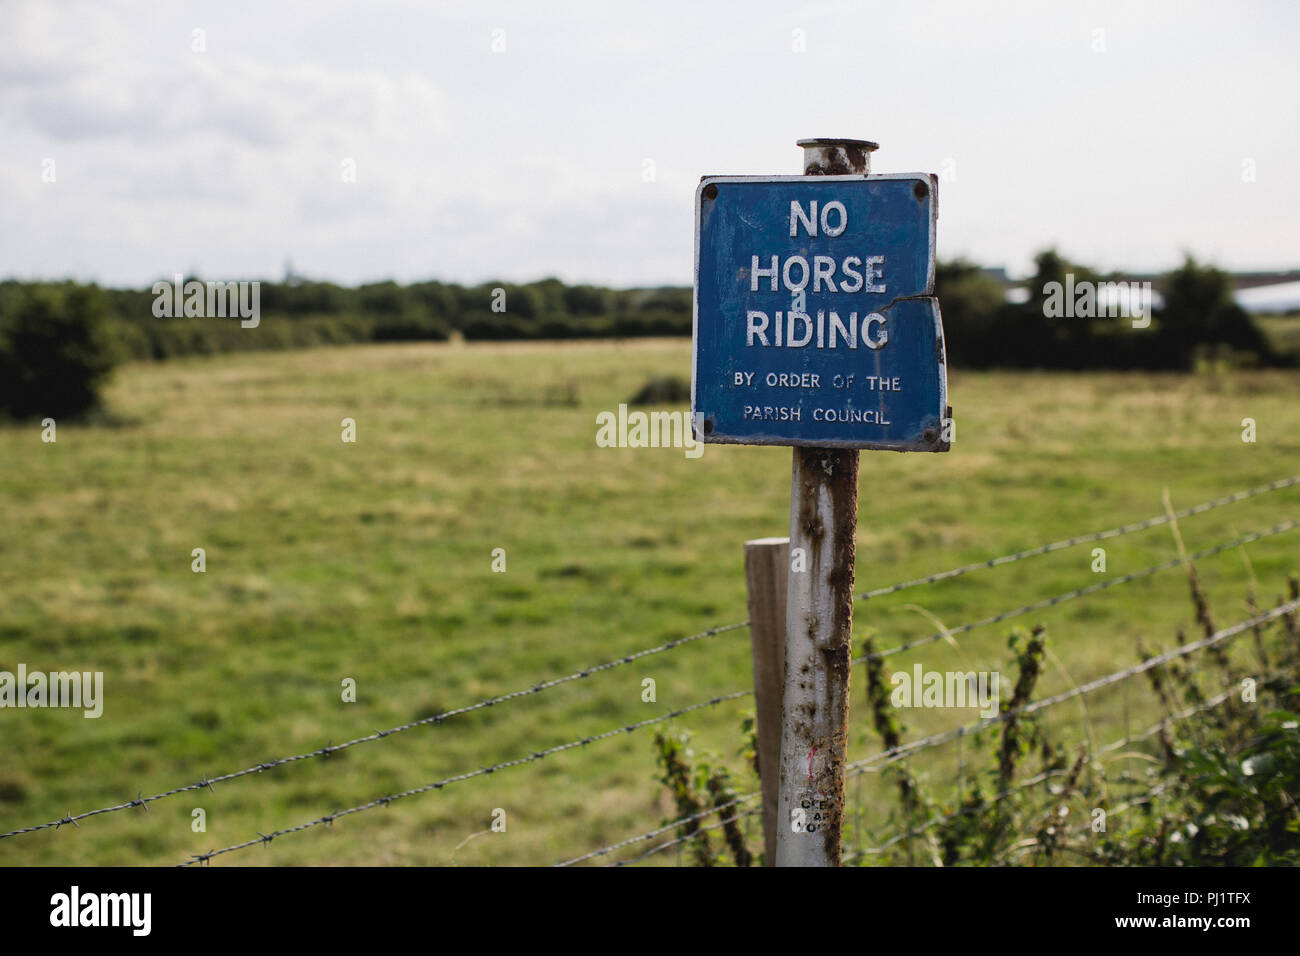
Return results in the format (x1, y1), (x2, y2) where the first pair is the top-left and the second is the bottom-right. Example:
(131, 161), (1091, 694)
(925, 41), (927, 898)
(743, 536), (789, 866)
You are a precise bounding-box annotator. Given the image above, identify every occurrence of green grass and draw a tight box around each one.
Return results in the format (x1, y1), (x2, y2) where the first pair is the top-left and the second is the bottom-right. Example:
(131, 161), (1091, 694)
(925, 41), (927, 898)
(1258, 313), (1300, 362)
(1, 339), (1298, 866)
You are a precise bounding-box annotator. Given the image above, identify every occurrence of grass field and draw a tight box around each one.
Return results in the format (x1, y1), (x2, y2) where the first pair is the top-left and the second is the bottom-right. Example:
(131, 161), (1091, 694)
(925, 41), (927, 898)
(1, 338), (1298, 866)
(1258, 313), (1300, 361)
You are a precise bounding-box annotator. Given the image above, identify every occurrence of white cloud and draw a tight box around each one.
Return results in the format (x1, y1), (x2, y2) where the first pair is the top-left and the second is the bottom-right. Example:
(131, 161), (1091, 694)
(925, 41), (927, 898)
(0, 0), (1296, 287)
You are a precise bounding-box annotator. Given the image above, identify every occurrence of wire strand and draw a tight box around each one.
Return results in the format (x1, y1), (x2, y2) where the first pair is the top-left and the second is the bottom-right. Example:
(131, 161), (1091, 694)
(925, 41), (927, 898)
(610, 805), (765, 867)
(554, 593), (1299, 867)
(0, 620), (750, 841)
(843, 666), (1296, 860)
(855, 474), (1300, 602)
(857, 518), (1299, 663)
(846, 598), (1299, 777)
(554, 791), (761, 867)
(177, 690), (752, 866)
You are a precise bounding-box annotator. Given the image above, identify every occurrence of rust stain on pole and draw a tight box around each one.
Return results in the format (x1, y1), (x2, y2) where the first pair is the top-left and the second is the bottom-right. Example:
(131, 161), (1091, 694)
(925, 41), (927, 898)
(789, 448), (858, 862)
(775, 138), (870, 867)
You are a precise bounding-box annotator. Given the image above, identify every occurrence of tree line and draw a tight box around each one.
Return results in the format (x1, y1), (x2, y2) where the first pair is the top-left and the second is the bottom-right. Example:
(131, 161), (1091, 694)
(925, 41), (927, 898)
(937, 251), (1280, 371)
(0, 253), (1288, 419)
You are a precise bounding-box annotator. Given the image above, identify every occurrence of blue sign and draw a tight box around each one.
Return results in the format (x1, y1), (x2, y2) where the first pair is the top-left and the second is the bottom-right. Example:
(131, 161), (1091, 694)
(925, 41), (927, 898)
(692, 174), (949, 451)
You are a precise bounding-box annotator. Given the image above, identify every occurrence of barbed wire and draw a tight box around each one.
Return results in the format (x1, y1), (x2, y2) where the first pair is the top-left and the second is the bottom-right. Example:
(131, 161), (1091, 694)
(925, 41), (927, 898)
(1002, 664), (1300, 859)
(610, 804), (765, 867)
(554, 594), (1299, 867)
(570, 657), (1293, 868)
(594, 665), (1290, 868)
(845, 597), (1299, 776)
(554, 790), (760, 867)
(177, 690), (752, 866)
(842, 666), (1295, 860)
(0, 619), (750, 841)
(855, 473), (1300, 602)
(1000, 777), (1179, 862)
(5, 474), (1294, 855)
(1009, 738), (1295, 861)
(856, 518), (1300, 663)
(993, 781), (1173, 863)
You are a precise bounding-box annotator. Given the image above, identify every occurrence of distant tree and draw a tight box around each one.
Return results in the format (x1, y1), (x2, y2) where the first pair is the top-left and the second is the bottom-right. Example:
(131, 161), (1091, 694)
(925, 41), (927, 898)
(526, 278), (568, 315)
(932, 260), (1007, 367)
(357, 280), (407, 316)
(0, 284), (120, 419)
(563, 283), (610, 316)
(1027, 248), (1105, 367)
(1157, 255), (1272, 367)
(407, 281), (458, 321)
(259, 280), (347, 315)
(507, 284), (544, 319)
(636, 287), (692, 315)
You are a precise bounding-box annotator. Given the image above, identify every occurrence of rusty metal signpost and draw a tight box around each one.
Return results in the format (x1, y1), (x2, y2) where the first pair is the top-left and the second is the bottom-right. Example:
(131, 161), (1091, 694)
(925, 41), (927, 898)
(693, 138), (949, 866)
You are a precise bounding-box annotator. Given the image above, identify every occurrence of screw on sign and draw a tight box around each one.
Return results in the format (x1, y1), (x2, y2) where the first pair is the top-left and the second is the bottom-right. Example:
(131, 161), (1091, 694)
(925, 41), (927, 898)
(692, 139), (950, 866)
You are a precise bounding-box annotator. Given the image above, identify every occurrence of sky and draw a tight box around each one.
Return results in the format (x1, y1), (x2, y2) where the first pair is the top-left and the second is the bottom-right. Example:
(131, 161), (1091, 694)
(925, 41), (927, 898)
(1, 0), (1297, 289)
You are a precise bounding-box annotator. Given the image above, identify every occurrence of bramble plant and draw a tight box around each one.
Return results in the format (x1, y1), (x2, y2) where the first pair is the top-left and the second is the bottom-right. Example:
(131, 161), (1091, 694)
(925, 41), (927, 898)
(652, 726), (755, 867)
(659, 563), (1300, 866)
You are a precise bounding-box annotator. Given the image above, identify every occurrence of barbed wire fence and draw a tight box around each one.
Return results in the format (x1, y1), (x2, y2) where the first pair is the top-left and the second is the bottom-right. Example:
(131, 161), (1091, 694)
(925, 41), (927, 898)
(841, 666), (1299, 863)
(1, 473), (1297, 865)
(0, 621), (750, 840)
(561, 600), (1300, 867)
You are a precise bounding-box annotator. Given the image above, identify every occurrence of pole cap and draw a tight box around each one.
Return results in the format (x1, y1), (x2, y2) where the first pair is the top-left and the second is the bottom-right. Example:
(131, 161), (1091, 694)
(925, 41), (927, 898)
(797, 138), (878, 175)
(796, 138), (879, 151)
